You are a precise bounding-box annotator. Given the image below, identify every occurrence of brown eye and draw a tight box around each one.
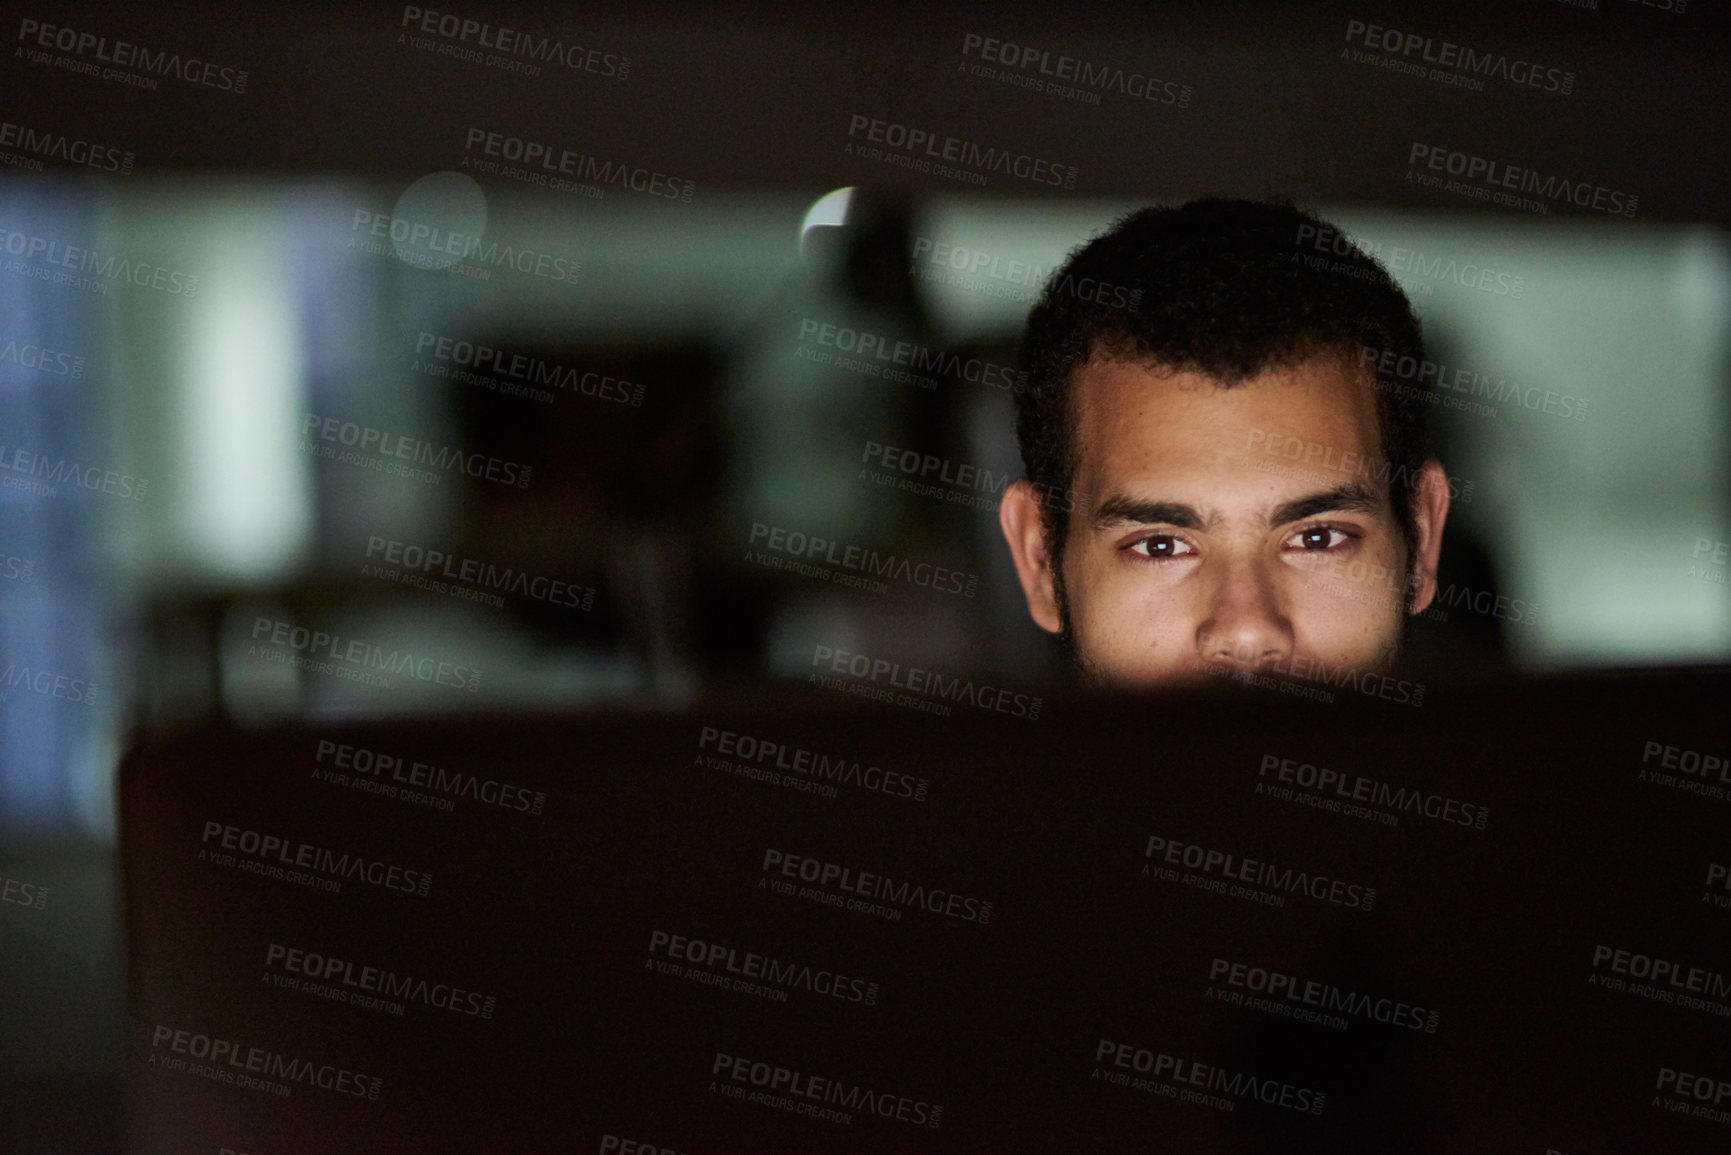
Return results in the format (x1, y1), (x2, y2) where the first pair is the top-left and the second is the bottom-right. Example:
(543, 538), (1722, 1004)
(1128, 534), (1196, 560)
(1284, 526), (1351, 552)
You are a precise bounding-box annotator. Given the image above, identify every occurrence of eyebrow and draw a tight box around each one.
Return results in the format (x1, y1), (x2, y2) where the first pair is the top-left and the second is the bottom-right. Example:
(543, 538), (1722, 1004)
(1092, 496), (1212, 531)
(1268, 481), (1384, 526)
(1091, 481), (1384, 533)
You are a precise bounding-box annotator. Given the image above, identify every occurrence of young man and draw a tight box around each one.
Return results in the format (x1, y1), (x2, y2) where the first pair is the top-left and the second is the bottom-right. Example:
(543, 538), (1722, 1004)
(997, 198), (1450, 688)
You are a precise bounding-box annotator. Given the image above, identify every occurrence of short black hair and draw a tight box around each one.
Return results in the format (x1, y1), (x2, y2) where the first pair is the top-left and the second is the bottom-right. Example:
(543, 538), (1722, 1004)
(1016, 197), (1429, 572)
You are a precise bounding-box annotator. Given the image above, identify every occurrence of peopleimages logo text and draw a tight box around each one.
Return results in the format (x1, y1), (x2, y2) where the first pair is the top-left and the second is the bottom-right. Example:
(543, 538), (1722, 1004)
(0, 226), (198, 296)
(1094, 1038), (1325, 1115)
(810, 644), (1043, 720)
(1144, 833), (1375, 910)
(761, 849), (993, 924)
(365, 536), (593, 610)
(650, 929), (880, 1004)
(1295, 223), (1526, 298)
(0, 442), (147, 500)
(16, 18), (249, 92)
(348, 210), (581, 284)
(748, 522), (977, 598)
(201, 820), (434, 896)
(1408, 143), (1636, 218)
(961, 33), (1192, 106)
(0, 662), (96, 705)
(712, 1052), (941, 1128)
(1258, 754), (1489, 830)
(1590, 943), (1731, 1000)
(0, 120), (133, 173)
(149, 1025), (380, 1099)
(1, 873), (49, 910)
(314, 739), (547, 815)
(398, 6), (629, 78)
(1344, 19), (1574, 94)
(798, 318), (1028, 392)
(0, 336), (85, 377)
(1361, 345), (1587, 420)
(250, 615), (481, 692)
(698, 725), (929, 802)
(265, 942), (497, 1018)
(910, 236), (1141, 310)
(303, 412), (531, 489)
(415, 332), (644, 405)
(860, 439), (1076, 515)
(845, 114), (1078, 189)
(462, 128), (694, 201)
(1208, 957), (1440, 1033)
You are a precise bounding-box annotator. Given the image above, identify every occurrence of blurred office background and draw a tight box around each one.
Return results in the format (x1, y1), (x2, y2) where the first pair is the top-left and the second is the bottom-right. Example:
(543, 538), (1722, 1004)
(4, 181), (1726, 841)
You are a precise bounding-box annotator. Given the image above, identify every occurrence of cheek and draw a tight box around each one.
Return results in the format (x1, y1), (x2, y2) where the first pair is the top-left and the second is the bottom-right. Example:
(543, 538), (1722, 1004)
(1073, 565), (1196, 647)
(1286, 582), (1403, 660)
(1288, 541), (1403, 593)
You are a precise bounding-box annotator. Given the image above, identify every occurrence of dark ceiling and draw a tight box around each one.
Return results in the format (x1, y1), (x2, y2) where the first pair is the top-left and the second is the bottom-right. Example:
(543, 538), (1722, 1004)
(4, 0), (1724, 221)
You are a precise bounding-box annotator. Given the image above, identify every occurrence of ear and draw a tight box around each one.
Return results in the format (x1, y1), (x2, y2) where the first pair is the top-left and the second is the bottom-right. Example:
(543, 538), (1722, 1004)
(1405, 458), (1452, 615)
(998, 479), (1064, 634)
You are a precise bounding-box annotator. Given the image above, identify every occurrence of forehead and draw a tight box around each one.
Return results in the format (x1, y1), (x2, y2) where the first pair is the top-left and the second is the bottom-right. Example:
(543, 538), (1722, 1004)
(1070, 356), (1385, 502)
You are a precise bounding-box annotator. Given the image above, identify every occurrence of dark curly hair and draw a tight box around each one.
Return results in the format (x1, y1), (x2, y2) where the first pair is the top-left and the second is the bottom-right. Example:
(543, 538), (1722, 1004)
(1016, 197), (1429, 574)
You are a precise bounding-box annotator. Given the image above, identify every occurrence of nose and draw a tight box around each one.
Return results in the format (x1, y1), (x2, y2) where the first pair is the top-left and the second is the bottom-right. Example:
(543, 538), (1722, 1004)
(1196, 560), (1293, 671)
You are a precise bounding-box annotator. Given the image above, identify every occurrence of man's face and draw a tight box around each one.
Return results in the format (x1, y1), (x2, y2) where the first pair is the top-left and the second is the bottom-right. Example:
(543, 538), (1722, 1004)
(999, 355), (1449, 687)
